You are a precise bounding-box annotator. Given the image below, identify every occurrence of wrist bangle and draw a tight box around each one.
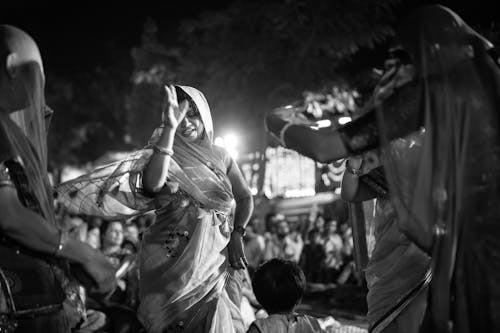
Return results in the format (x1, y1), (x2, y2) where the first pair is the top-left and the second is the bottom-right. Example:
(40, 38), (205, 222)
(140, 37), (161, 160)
(279, 123), (294, 147)
(55, 228), (68, 257)
(346, 159), (363, 176)
(153, 144), (174, 157)
(232, 225), (247, 237)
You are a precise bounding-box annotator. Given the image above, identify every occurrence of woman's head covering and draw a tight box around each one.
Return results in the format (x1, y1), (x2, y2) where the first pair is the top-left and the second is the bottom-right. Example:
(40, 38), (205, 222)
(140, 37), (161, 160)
(175, 85), (214, 142)
(394, 5), (494, 72)
(56, 85), (234, 219)
(376, 5), (500, 331)
(0, 25), (55, 224)
(379, 3), (500, 250)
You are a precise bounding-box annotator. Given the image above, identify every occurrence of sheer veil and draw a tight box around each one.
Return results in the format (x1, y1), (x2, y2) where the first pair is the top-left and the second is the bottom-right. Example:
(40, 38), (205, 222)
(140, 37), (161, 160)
(56, 85), (234, 219)
(376, 5), (500, 331)
(0, 25), (54, 224)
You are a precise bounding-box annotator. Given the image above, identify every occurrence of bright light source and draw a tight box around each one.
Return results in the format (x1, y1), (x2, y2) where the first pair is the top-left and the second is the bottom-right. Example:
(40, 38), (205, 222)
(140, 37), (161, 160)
(250, 187), (258, 195)
(224, 134), (238, 149)
(338, 116), (352, 125)
(214, 136), (224, 147)
(316, 119), (332, 128)
(215, 132), (240, 159)
(228, 149), (239, 160)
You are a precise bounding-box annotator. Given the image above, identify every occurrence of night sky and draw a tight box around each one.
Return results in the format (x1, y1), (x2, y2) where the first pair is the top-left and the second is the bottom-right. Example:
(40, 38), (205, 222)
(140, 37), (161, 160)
(1, 1), (499, 76)
(0, 1), (232, 75)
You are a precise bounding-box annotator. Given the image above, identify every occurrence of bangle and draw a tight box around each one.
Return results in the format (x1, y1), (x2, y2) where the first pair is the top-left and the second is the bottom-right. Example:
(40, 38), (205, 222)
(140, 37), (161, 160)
(55, 228), (68, 257)
(153, 144), (174, 157)
(232, 225), (247, 237)
(346, 159), (363, 176)
(279, 123), (294, 147)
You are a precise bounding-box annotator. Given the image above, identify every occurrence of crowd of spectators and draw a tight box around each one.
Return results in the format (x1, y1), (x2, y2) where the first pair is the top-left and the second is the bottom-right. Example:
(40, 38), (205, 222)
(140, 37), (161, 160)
(244, 206), (360, 288)
(56, 207), (155, 332)
(55, 202), (361, 332)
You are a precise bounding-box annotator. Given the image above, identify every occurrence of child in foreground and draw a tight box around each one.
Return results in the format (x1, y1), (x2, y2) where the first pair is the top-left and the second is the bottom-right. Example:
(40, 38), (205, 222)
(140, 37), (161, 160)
(247, 258), (367, 333)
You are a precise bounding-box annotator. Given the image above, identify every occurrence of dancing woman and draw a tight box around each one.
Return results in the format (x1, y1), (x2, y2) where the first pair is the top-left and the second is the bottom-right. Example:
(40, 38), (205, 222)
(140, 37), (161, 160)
(57, 85), (253, 332)
(266, 5), (500, 332)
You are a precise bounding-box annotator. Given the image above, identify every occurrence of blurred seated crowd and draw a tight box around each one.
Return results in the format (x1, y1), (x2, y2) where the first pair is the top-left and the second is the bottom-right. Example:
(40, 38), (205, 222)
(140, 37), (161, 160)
(56, 202), (362, 332)
(56, 205), (155, 333)
(245, 210), (361, 287)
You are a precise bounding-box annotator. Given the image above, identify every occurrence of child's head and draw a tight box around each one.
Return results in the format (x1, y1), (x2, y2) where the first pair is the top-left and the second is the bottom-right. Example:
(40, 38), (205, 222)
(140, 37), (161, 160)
(252, 258), (306, 314)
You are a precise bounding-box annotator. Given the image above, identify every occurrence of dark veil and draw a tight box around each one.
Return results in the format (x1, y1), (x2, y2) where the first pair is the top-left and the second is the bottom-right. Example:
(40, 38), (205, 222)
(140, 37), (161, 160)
(376, 5), (500, 332)
(0, 25), (55, 224)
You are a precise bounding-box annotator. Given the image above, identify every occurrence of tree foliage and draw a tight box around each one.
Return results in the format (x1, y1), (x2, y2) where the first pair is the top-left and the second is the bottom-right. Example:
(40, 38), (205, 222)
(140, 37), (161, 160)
(128, 0), (401, 152)
(46, 49), (132, 171)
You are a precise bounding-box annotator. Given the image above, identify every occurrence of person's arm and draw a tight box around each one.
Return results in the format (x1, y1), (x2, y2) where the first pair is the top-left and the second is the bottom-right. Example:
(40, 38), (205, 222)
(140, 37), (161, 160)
(265, 80), (423, 163)
(341, 157), (379, 202)
(0, 186), (116, 293)
(143, 85), (188, 193)
(226, 157), (254, 269)
(142, 127), (176, 193)
(266, 113), (349, 163)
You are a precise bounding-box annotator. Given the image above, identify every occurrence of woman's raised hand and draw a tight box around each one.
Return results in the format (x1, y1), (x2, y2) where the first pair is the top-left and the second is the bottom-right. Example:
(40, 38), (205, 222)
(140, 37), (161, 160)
(161, 85), (189, 129)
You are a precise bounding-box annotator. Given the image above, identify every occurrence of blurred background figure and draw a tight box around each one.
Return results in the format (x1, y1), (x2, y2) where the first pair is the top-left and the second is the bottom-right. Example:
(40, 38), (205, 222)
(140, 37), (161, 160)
(322, 219), (344, 283)
(244, 216), (266, 277)
(299, 228), (326, 284)
(122, 219), (140, 253)
(264, 219), (303, 263)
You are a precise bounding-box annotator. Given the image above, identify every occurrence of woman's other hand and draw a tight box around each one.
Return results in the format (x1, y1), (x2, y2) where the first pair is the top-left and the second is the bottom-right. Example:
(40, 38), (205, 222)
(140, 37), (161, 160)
(227, 232), (248, 270)
(346, 156), (363, 170)
(161, 85), (189, 129)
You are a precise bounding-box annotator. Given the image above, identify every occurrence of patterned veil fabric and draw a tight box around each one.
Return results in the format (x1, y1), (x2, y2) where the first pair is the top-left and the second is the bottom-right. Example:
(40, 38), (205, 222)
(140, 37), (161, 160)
(56, 86), (245, 333)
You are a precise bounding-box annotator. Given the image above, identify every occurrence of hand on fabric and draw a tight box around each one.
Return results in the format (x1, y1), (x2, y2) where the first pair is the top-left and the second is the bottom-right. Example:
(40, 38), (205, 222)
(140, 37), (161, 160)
(347, 154), (378, 174)
(227, 232), (248, 270)
(161, 84), (189, 129)
(347, 156), (363, 170)
(62, 297), (84, 330)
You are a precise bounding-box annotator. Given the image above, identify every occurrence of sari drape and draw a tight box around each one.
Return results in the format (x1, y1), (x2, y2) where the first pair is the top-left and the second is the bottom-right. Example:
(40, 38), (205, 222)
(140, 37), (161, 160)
(376, 6), (500, 332)
(56, 86), (245, 333)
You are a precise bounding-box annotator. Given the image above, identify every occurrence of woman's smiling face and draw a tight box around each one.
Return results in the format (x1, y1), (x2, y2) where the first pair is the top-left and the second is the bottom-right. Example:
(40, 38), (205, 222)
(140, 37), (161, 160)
(178, 101), (205, 142)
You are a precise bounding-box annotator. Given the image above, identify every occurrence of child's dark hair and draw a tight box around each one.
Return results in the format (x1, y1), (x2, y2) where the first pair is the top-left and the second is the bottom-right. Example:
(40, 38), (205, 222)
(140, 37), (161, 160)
(252, 258), (306, 314)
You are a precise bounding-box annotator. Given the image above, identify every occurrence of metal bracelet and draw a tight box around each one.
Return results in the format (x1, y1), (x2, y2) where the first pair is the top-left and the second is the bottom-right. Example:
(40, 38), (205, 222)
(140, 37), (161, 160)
(345, 159), (363, 176)
(153, 144), (174, 157)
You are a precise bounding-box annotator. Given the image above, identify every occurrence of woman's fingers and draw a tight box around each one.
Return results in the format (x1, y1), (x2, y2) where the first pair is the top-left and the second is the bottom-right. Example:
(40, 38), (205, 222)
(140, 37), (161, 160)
(169, 84), (178, 106)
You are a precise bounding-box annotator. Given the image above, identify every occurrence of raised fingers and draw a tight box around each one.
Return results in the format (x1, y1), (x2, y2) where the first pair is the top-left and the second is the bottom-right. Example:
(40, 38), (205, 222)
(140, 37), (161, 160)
(169, 84), (178, 106)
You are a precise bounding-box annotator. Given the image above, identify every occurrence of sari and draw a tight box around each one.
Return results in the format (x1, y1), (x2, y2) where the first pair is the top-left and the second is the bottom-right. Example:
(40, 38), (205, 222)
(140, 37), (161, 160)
(56, 86), (245, 333)
(340, 6), (500, 332)
(363, 162), (430, 333)
(311, 5), (500, 332)
(0, 36), (76, 331)
(377, 7), (500, 333)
